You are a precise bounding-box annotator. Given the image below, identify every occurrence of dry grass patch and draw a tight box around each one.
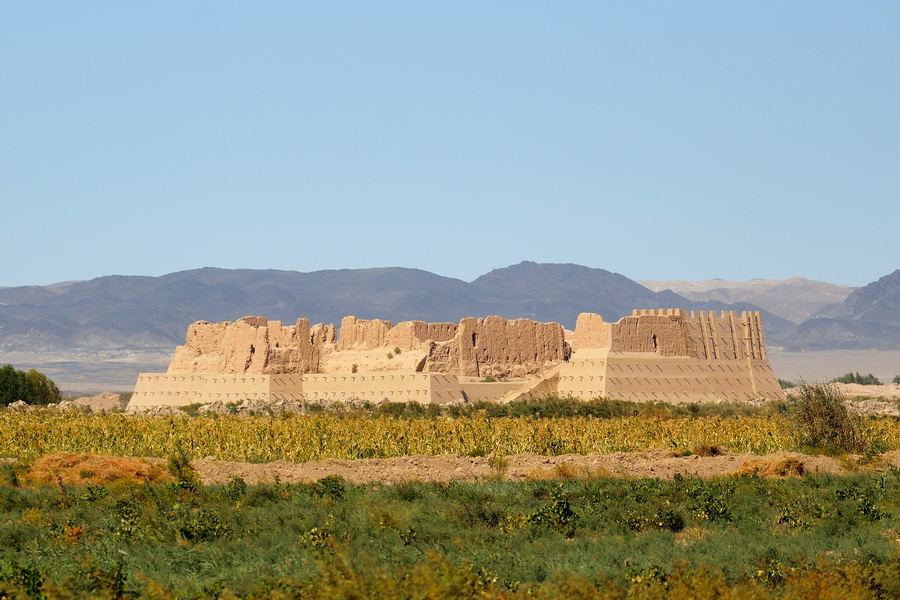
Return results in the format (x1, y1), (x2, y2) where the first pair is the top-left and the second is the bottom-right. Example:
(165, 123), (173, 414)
(23, 453), (171, 486)
(732, 455), (804, 478)
(691, 444), (728, 457)
(521, 461), (610, 481)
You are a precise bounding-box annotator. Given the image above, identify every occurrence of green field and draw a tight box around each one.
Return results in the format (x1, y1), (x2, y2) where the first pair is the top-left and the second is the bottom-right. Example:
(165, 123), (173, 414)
(2, 467), (900, 599)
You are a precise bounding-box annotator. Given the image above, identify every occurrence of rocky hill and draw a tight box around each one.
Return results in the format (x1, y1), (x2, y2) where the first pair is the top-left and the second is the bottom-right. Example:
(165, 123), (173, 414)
(638, 277), (855, 324)
(0, 262), (794, 354)
(778, 269), (900, 350)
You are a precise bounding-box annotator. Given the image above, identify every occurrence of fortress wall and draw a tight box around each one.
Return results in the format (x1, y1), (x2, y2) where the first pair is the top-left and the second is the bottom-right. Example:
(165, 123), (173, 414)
(300, 372), (464, 404)
(556, 351), (609, 399)
(310, 322), (337, 345)
(456, 381), (529, 403)
(262, 318), (321, 375)
(572, 313), (610, 352)
(425, 316), (566, 378)
(137, 309), (782, 409)
(131, 371), (466, 406)
(383, 320), (458, 351)
(168, 317), (323, 376)
(337, 317), (394, 351)
(557, 352), (783, 402)
(426, 322), (459, 342)
(557, 310), (783, 402)
(130, 373), (284, 407)
(611, 312), (692, 357)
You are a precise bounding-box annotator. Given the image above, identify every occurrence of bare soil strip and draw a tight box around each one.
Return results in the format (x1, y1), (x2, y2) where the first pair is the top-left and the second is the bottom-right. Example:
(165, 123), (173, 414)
(18, 450), (900, 487)
(190, 450), (899, 485)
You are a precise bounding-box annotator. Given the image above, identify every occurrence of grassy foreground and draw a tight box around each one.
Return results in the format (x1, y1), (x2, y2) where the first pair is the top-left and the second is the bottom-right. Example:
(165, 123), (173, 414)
(2, 468), (900, 598)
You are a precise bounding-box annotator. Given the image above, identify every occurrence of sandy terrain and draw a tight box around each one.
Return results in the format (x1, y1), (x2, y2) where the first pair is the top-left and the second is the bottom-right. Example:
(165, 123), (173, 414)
(769, 349), (900, 386)
(13, 449), (900, 488)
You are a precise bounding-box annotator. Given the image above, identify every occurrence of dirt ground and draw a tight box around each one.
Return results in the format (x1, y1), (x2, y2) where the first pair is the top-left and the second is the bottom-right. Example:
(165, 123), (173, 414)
(188, 449), (900, 485)
(10, 449), (900, 487)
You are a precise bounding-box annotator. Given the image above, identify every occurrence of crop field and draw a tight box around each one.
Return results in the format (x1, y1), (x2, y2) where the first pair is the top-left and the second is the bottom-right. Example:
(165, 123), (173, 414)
(2, 389), (900, 598)
(2, 408), (900, 462)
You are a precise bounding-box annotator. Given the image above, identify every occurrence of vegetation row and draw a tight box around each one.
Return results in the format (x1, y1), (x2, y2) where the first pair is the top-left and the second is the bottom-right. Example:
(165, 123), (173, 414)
(0, 385), (896, 462)
(3, 456), (900, 598)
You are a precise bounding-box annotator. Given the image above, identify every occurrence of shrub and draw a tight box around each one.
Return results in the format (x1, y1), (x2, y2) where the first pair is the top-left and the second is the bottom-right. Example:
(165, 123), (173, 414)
(167, 447), (200, 492)
(832, 372), (882, 385)
(778, 378), (796, 389)
(785, 383), (874, 454)
(894, 375), (900, 385)
(222, 476), (247, 501)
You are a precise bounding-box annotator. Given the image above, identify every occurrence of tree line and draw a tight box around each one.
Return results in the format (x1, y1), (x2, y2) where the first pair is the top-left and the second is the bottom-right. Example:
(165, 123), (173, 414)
(0, 364), (61, 406)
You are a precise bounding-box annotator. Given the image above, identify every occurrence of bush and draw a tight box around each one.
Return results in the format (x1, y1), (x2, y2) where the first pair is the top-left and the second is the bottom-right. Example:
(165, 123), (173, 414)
(832, 372), (882, 385)
(167, 447), (200, 492)
(785, 383), (876, 454)
(777, 378), (797, 389)
(894, 375), (900, 385)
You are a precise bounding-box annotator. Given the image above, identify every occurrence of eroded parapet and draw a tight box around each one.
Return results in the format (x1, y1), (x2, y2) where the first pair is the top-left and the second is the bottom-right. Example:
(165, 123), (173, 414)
(384, 320), (458, 351)
(165, 314), (565, 379)
(424, 315), (566, 378)
(573, 310), (770, 361)
(336, 316), (394, 350)
(572, 313), (610, 352)
(168, 316), (326, 375)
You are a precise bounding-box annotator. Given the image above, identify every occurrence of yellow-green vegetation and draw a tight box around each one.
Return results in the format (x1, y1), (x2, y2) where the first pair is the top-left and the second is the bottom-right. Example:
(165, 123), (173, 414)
(0, 412), (799, 461)
(2, 470), (900, 598)
(1, 393), (898, 462)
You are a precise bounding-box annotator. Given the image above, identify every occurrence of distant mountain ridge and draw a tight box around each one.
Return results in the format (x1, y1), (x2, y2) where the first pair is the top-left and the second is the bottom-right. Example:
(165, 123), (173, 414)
(778, 269), (900, 350)
(638, 277), (855, 324)
(0, 261), (795, 354)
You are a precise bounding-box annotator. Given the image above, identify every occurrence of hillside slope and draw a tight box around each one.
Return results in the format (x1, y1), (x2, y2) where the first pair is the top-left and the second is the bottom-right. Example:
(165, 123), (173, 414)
(0, 262), (792, 353)
(779, 270), (900, 350)
(639, 277), (855, 323)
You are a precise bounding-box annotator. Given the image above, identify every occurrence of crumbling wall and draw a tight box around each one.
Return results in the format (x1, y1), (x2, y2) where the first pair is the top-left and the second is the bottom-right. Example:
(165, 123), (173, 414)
(384, 320), (458, 351)
(572, 313), (610, 351)
(169, 314), (565, 379)
(424, 316), (565, 377)
(168, 316), (324, 375)
(336, 316), (394, 350)
(611, 312), (693, 357)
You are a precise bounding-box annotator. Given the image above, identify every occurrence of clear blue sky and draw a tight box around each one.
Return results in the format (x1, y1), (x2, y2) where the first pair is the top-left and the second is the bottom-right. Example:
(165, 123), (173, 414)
(2, 2), (897, 287)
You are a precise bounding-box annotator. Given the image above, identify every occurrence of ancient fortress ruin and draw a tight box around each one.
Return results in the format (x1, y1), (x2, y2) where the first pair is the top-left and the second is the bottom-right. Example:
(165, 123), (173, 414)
(129, 309), (784, 408)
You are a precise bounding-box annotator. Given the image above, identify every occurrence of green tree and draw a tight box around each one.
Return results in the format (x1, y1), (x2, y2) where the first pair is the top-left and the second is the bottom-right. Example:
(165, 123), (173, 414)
(0, 364), (61, 406)
(894, 375), (900, 385)
(0, 364), (27, 406)
(832, 372), (882, 386)
(25, 368), (61, 405)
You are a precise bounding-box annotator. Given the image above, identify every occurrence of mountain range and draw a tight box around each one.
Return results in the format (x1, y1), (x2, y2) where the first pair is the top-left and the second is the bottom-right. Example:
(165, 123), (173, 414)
(0, 262), (898, 355)
(638, 277), (855, 324)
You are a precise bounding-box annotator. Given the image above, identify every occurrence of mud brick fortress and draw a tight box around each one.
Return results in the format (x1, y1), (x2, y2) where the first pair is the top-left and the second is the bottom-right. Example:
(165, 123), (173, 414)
(129, 309), (783, 408)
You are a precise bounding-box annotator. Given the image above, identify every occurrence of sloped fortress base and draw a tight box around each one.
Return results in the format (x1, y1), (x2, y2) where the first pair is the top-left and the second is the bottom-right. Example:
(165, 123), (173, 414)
(130, 309), (783, 408)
